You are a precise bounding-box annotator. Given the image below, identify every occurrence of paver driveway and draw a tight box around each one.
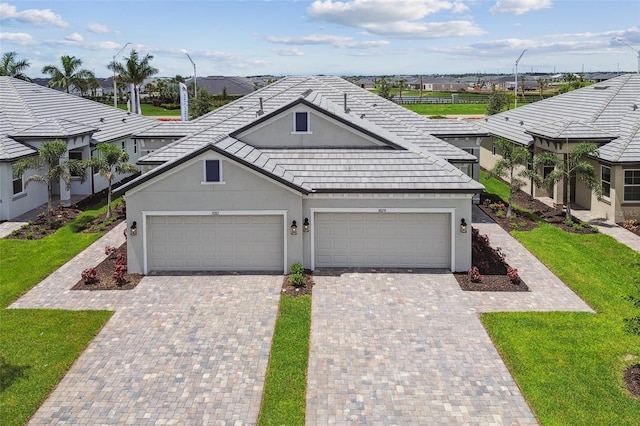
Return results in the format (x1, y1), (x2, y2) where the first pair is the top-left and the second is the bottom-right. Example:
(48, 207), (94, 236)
(12, 274), (282, 425)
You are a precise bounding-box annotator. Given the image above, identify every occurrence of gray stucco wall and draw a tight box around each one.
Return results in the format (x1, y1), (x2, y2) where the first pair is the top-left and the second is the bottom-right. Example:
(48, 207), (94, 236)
(237, 105), (386, 148)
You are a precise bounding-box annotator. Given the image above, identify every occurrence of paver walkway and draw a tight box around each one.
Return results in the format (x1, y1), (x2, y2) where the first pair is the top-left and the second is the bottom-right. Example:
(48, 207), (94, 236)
(10, 224), (282, 425)
(0, 220), (27, 238)
(306, 207), (593, 425)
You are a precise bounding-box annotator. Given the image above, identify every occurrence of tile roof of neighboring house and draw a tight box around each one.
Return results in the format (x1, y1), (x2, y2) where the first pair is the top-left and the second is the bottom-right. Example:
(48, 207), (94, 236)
(475, 74), (640, 163)
(192, 76), (256, 95)
(121, 76), (485, 195)
(0, 76), (158, 161)
(138, 76), (481, 164)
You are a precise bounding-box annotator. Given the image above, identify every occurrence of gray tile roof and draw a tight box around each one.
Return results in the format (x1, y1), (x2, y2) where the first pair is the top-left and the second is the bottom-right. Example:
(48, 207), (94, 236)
(525, 119), (617, 141)
(475, 74), (640, 163)
(0, 76), (159, 161)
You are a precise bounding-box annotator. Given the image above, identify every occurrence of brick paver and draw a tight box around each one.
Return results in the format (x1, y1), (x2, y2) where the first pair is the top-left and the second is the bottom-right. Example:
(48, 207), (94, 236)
(306, 207), (593, 425)
(11, 224), (282, 425)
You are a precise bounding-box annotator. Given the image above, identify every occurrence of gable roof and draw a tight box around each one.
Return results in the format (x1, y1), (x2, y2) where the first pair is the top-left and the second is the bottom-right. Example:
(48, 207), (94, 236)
(476, 74), (640, 163)
(193, 76), (255, 95)
(0, 76), (158, 161)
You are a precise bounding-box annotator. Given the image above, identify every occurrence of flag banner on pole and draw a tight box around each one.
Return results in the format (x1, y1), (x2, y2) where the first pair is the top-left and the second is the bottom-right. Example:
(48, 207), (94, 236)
(180, 82), (189, 121)
(129, 83), (141, 114)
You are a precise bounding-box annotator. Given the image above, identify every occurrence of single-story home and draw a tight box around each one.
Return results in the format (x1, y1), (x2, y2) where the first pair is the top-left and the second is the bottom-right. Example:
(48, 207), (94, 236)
(475, 73), (640, 222)
(116, 76), (485, 275)
(0, 76), (159, 221)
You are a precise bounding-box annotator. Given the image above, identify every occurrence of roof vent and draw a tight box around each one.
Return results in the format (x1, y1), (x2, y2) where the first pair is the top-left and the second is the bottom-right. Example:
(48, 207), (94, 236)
(257, 97), (264, 116)
(520, 120), (524, 125)
(372, 103), (377, 107)
(484, 118), (488, 122)
(127, 111), (132, 115)
(344, 93), (350, 113)
(505, 116), (509, 121)
(594, 85), (610, 90)
(633, 104), (638, 111)
(360, 113), (366, 119)
(122, 118), (126, 123)
(99, 118), (104, 122)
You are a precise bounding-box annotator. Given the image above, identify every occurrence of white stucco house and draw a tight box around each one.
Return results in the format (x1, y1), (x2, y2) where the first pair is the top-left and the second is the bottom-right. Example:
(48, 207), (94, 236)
(476, 74), (640, 223)
(0, 76), (159, 221)
(115, 76), (485, 275)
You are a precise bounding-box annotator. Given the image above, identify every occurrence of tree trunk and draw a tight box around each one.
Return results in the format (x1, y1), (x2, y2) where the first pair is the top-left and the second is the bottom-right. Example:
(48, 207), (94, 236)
(47, 181), (52, 218)
(106, 179), (113, 219)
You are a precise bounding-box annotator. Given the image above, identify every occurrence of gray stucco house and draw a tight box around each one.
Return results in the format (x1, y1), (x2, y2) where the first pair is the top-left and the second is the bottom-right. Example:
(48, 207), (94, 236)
(116, 76), (485, 275)
(476, 74), (640, 222)
(0, 77), (158, 221)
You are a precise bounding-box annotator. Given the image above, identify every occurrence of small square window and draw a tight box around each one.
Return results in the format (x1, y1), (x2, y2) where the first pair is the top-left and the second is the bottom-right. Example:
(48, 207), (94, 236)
(204, 159), (221, 183)
(294, 112), (309, 133)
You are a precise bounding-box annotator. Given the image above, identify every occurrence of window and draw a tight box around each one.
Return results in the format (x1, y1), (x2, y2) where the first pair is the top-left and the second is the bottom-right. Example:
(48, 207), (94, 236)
(543, 166), (555, 179)
(12, 164), (23, 195)
(492, 144), (498, 156)
(204, 159), (222, 183)
(121, 141), (126, 150)
(68, 151), (83, 177)
(601, 165), (611, 198)
(133, 140), (138, 154)
(624, 170), (640, 201)
(294, 112), (309, 133)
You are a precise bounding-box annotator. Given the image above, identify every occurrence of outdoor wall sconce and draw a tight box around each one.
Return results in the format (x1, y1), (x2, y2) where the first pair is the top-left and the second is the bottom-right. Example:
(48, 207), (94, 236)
(290, 220), (298, 235)
(130, 221), (138, 236)
(303, 218), (310, 232)
(460, 218), (468, 233)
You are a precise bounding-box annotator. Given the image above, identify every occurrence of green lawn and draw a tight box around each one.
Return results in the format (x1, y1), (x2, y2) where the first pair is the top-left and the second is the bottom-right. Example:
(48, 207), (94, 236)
(117, 103), (181, 116)
(480, 175), (640, 425)
(0, 204), (115, 425)
(404, 103), (488, 116)
(258, 295), (311, 425)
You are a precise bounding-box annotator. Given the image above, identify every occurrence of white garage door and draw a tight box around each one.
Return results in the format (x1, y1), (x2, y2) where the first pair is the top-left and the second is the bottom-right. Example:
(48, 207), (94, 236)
(315, 212), (450, 268)
(147, 215), (284, 272)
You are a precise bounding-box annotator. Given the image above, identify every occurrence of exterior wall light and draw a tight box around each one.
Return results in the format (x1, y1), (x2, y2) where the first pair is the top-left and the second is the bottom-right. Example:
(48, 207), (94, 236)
(130, 221), (138, 236)
(460, 218), (468, 233)
(303, 218), (310, 232)
(290, 220), (298, 235)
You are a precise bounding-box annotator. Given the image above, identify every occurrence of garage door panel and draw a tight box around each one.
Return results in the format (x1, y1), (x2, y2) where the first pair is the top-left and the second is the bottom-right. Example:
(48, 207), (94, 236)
(148, 215), (283, 272)
(315, 212), (450, 269)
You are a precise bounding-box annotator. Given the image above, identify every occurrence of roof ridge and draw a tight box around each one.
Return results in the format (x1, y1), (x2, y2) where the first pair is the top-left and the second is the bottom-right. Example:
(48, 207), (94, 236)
(4, 78), (38, 130)
(588, 74), (631, 123)
(610, 114), (640, 162)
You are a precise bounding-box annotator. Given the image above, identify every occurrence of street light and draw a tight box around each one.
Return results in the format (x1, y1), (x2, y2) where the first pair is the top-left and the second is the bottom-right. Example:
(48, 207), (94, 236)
(614, 38), (640, 74)
(514, 49), (527, 109)
(113, 42), (130, 108)
(185, 52), (197, 99)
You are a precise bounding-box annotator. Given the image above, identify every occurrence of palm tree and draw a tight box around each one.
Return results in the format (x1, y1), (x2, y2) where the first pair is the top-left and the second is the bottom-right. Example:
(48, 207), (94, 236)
(534, 142), (602, 221)
(0, 51), (31, 81)
(41, 55), (95, 93)
(397, 78), (407, 101)
(13, 140), (88, 218)
(487, 138), (535, 218)
(91, 143), (139, 218)
(536, 78), (546, 100)
(108, 49), (158, 113)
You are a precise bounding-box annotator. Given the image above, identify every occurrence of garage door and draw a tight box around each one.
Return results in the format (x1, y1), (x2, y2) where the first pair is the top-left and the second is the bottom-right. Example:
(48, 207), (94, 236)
(315, 212), (450, 268)
(147, 215), (284, 272)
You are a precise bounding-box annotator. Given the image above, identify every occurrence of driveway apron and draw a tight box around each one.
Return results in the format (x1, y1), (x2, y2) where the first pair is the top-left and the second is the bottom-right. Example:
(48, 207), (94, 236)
(12, 259), (282, 425)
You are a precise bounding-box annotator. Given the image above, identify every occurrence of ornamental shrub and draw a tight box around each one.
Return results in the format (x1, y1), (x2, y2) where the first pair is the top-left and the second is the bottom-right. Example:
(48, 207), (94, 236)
(468, 266), (482, 283)
(82, 267), (98, 284)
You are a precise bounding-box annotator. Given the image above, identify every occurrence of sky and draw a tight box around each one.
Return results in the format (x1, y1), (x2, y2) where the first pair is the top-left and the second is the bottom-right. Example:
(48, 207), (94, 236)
(1, 0), (639, 78)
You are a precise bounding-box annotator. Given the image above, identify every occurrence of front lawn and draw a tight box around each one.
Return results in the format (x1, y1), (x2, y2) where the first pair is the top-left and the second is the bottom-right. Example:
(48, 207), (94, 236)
(0, 205), (114, 425)
(404, 103), (488, 116)
(481, 176), (640, 425)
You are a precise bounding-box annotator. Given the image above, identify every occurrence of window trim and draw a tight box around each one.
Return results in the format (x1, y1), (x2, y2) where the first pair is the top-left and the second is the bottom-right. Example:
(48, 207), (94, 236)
(601, 165), (611, 199)
(623, 169), (640, 202)
(201, 159), (225, 185)
(12, 164), (24, 196)
(292, 111), (311, 134)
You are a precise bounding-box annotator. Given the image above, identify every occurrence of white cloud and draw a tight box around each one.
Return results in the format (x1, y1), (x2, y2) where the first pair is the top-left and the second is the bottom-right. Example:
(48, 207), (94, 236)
(86, 22), (111, 34)
(266, 34), (390, 49)
(0, 31), (35, 45)
(273, 47), (305, 56)
(0, 2), (68, 27)
(363, 20), (485, 38)
(64, 32), (83, 42)
(308, 0), (468, 26)
(490, 0), (552, 15)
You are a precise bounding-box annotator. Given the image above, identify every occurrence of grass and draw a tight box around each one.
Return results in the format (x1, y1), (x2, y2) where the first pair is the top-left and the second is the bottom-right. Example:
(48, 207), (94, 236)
(404, 103), (488, 116)
(0, 202), (115, 425)
(117, 103), (181, 116)
(480, 176), (640, 425)
(258, 295), (311, 425)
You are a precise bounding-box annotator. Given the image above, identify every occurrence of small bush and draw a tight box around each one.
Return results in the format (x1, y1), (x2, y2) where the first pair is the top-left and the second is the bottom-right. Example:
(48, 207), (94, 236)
(290, 262), (304, 275)
(468, 266), (482, 283)
(507, 266), (521, 284)
(112, 264), (127, 285)
(81, 267), (98, 284)
(623, 219), (639, 233)
(290, 273), (305, 287)
(104, 246), (117, 258)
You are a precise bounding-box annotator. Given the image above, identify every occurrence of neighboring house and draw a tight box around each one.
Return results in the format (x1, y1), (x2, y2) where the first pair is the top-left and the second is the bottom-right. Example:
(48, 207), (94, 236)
(476, 73), (640, 222)
(192, 76), (255, 96)
(0, 76), (159, 221)
(115, 76), (485, 275)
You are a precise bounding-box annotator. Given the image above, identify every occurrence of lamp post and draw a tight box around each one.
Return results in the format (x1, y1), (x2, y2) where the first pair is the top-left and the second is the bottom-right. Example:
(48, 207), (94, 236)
(112, 42), (131, 108)
(614, 38), (640, 74)
(514, 49), (527, 109)
(185, 52), (197, 99)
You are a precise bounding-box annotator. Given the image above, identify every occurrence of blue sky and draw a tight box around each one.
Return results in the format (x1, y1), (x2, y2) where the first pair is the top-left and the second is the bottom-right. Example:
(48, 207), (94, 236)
(1, 0), (639, 78)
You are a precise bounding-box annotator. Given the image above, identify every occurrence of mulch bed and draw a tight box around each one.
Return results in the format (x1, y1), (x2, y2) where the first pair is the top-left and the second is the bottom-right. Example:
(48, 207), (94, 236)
(70, 243), (143, 290)
(281, 271), (314, 297)
(455, 273), (529, 292)
(624, 364), (640, 398)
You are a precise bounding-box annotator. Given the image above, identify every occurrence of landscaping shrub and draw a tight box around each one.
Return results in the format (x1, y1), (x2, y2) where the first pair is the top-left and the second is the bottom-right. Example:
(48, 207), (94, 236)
(112, 252), (127, 285)
(81, 267), (98, 284)
(506, 266), (521, 284)
(104, 246), (117, 258)
(468, 266), (482, 283)
(289, 262), (305, 287)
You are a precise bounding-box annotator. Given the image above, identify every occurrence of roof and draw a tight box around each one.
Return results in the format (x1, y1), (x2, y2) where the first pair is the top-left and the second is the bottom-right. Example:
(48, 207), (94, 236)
(0, 76), (159, 161)
(192, 76), (255, 95)
(121, 76), (484, 195)
(475, 74), (640, 163)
